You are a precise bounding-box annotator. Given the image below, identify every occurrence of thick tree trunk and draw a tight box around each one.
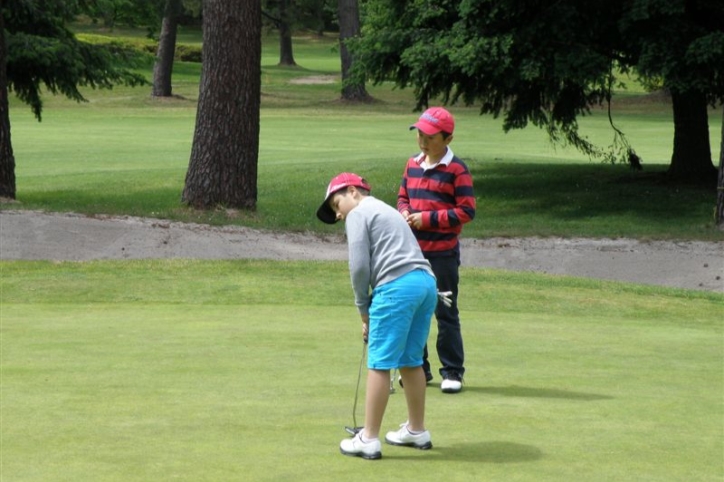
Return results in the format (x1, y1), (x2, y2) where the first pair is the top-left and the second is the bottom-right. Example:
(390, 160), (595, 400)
(152, 0), (182, 97)
(337, 0), (370, 102)
(716, 106), (724, 227)
(278, 0), (296, 66)
(181, 0), (261, 209)
(669, 90), (717, 184)
(0, 12), (16, 199)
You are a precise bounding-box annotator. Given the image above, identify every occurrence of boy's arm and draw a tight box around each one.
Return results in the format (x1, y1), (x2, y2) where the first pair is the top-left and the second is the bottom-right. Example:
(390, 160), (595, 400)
(345, 214), (372, 316)
(420, 166), (476, 229)
(397, 163), (412, 215)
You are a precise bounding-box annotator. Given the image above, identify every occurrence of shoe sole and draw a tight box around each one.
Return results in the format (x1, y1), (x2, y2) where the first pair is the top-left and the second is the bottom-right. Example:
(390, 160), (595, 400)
(385, 439), (433, 450)
(441, 386), (462, 394)
(340, 448), (382, 460)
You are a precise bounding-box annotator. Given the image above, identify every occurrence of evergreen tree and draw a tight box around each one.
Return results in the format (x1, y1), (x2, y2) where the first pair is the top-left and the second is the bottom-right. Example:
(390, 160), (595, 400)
(352, 0), (724, 184)
(0, 0), (147, 199)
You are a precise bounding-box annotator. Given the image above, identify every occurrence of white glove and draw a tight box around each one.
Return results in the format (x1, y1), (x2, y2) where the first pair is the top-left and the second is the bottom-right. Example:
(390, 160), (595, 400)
(437, 291), (453, 308)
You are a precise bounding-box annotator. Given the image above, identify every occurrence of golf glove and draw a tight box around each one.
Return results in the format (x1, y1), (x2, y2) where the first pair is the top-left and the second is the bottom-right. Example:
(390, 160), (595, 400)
(437, 291), (453, 308)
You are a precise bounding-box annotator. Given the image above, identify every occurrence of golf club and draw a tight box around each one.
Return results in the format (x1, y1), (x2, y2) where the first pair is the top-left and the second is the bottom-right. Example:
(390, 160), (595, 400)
(344, 338), (366, 436)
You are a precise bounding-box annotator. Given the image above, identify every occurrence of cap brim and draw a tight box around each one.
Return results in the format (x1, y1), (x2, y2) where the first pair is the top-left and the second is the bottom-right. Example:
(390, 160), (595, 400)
(316, 200), (338, 224)
(409, 121), (441, 135)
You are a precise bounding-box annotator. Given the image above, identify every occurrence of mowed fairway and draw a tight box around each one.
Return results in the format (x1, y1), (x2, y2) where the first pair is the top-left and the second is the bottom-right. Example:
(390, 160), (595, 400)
(2, 260), (722, 481)
(3, 26), (723, 482)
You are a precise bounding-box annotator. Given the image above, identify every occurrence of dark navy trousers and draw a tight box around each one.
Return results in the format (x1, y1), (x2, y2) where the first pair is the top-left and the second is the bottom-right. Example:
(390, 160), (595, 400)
(423, 253), (465, 379)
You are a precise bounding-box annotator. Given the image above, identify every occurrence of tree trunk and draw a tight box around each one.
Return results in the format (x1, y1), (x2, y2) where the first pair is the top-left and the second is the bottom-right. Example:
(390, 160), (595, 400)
(181, 0), (261, 209)
(278, 0), (296, 66)
(669, 90), (717, 184)
(337, 0), (370, 102)
(152, 0), (182, 97)
(0, 12), (16, 200)
(716, 106), (724, 227)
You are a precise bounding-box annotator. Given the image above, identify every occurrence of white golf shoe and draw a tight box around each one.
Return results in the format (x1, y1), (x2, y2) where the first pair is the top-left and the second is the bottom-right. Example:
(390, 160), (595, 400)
(340, 432), (382, 460)
(441, 373), (463, 393)
(384, 423), (432, 450)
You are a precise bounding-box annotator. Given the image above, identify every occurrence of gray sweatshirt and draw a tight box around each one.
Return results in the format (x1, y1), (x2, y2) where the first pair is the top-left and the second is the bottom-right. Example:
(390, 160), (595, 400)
(345, 196), (434, 315)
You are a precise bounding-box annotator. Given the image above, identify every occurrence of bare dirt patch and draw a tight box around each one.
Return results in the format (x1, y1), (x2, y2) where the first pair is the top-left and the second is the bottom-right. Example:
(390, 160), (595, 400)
(1, 210), (722, 292)
(288, 75), (338, 85)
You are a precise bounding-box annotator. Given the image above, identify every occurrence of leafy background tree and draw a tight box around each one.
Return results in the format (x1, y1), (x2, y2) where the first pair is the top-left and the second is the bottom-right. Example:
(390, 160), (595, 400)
(261, 0), (335, 66)
(85, 0), (159, 31)
(0, 0), (147, 199)
(338, 0), (370, 101)
(152, 0), (185, 97)
(351, 0), (724, 185)
(5, 0), (720, 216)
(263, 0), (298, 66)
(0, 9), (14, 199)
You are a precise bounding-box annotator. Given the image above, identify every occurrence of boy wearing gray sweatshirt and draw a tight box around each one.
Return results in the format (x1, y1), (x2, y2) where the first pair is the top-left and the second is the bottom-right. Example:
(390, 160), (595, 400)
(317, 172), (438, 460)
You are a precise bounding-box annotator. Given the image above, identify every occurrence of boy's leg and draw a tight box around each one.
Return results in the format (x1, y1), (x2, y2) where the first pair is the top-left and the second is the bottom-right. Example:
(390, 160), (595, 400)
(385, 271), (436, 448)
(397, 270), (437, 431)
(398, 366), (427, 431)
(363, 369), (391, 440)
(428, 255), (465, 379)
(420, 345), (433, 380)
(364, 274), (413, 440)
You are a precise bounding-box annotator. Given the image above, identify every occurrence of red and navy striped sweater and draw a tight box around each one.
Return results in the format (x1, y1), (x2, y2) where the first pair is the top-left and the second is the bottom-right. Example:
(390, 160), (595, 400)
(398, 151), (476, 256)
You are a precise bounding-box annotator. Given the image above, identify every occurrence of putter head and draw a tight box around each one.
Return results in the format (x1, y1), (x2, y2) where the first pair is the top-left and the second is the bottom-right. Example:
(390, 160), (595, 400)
(344, 426), (364, 436)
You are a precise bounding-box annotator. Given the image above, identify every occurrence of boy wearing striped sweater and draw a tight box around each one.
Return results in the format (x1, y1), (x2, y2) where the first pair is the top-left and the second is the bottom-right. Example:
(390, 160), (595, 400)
(398, 107), (476, 394)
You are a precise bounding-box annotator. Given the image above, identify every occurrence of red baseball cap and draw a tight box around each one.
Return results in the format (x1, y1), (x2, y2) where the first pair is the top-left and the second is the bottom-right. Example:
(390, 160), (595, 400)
(410, 107), (455, 135)
(316, 172), (372, 224)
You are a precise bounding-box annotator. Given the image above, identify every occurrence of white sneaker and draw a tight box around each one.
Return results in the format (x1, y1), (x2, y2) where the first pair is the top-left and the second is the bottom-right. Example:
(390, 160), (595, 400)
(441, 375), (463, 393)
(340, 432), (382, 460)
(385, 423), (432, 450)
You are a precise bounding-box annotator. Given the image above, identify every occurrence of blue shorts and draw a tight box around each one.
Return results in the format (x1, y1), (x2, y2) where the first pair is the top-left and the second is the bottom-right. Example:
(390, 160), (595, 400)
(367, 269), (437, 370)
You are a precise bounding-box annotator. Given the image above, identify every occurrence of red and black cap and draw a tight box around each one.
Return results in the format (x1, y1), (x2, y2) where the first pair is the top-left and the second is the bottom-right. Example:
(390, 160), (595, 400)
(316, 172), (371, 224)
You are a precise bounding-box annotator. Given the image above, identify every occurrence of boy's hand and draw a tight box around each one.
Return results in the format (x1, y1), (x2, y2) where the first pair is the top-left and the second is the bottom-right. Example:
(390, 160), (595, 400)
(406, 212), (423, 229)
(361, 314), (369, 343)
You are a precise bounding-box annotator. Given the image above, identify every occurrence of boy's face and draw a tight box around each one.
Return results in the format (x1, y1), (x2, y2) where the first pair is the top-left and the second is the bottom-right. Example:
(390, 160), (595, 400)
(329, 189), (357, 222)
(417, 130), (452, 162)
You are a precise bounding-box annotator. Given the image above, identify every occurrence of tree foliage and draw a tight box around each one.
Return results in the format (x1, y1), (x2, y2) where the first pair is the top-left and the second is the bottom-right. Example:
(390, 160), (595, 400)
(85, 0), (162, 32)
(351, 0), (724, 183)
(263, 0), (298, 65)
(338, 0), (370, 101)
(0, 0), (149, 198)
(3, 0), (147, 121)
(263, 0), (336, 36)
(262, 0), (337, 66)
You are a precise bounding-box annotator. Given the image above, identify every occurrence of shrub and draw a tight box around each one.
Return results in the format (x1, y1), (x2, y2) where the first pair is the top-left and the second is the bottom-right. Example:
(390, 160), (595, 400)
(76, 33), (202, 63)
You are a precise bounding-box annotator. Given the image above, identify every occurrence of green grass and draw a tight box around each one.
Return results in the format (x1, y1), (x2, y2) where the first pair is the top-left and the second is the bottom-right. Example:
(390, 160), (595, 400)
(2, 260), (722, 481)
(4, 27), (722, 240)
(3, 26), (722, 482)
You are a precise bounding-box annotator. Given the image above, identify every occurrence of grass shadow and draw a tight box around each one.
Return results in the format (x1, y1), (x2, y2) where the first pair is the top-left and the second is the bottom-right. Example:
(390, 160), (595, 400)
(465, 385), (614, 401)
(390, 441), (543, 463)
(466, 162), (719, 238)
